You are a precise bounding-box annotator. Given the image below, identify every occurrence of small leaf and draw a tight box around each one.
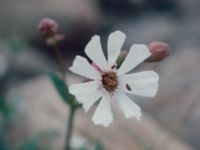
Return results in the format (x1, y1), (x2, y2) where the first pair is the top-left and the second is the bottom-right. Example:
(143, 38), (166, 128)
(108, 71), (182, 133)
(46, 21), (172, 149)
(45, 70), (74, 104)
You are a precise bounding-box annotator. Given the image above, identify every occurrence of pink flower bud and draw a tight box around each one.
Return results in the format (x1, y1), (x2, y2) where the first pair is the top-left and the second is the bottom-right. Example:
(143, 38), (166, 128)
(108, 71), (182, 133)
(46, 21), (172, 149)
(38, 18), (58, 37)
(147, 41), (170, 62)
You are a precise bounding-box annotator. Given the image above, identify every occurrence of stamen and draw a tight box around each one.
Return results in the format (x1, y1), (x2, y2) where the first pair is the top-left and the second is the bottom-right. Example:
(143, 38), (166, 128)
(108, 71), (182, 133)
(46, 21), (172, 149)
(126, 84), (132, 91)
(111, 65), (116, 69)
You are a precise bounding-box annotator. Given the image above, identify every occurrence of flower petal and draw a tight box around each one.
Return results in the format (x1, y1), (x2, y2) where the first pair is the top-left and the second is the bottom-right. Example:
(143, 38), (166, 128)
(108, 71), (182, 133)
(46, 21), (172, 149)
(107, 30), (126, 67)
(115, 91), (141, 120)
(75, 89), (103, 112)
(69, 80), (99, 96)
(117, 44), (151, 75)
(119, 71), (159, 97)
(85, 35), (108, 70)
(69, 55), (100, 80)
(92, 94), (113, 127)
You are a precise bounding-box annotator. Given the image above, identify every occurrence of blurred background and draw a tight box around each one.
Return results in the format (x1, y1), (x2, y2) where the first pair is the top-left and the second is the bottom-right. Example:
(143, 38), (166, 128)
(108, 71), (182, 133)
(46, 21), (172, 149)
(0, 0), (200, 149)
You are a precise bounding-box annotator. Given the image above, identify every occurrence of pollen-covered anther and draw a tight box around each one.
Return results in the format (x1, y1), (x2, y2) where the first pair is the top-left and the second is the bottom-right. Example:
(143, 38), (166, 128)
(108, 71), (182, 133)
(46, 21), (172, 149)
(102, 71), (118, 92)
(126, 84), (132, 91)
(111, 65), (116, 69)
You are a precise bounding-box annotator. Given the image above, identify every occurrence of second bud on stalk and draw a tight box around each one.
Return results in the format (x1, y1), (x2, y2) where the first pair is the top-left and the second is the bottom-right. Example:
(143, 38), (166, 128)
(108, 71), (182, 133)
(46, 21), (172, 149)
(146, 41), (170, 62)
(117, 41), (170, 66)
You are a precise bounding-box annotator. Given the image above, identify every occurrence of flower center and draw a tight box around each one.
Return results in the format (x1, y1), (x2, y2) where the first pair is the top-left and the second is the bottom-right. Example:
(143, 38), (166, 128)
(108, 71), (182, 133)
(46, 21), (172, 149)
(102, 71), (118, 92)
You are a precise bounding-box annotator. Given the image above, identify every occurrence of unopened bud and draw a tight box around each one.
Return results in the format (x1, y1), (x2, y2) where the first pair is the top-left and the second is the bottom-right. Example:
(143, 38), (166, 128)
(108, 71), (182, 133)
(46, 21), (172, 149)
(38, 18), (58, 37)
(147, 41), (170, 62)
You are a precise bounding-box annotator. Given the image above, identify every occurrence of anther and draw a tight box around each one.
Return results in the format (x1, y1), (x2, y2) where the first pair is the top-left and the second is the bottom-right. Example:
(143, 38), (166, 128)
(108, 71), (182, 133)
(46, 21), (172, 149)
(126, 84), (132, 91)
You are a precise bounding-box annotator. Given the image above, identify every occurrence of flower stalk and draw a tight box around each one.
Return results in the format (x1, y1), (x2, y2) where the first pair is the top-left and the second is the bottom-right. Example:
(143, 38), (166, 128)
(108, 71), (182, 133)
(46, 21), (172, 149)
(53, 44), (66, 80)
(52, 44), (77, 150)
(65, 105), (76, 150)
(53, 45), (77, 150)
(38, 18), (77, 149)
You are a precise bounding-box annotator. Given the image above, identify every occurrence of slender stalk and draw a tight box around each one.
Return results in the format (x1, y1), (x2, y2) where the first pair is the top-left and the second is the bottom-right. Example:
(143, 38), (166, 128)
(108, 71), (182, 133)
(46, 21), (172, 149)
(53, 45), (66, 80)
(52, 44), (77, 150)
(65, 106), (76, 150)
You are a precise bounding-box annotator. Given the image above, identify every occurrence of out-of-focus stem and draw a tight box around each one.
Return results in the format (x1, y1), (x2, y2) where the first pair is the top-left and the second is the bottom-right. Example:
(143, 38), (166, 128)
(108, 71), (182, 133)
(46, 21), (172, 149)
(53, 44), (66, 80)
(38, 18), (79, 150)
(52, 45), (78, 150)
(65, 105), (76, 150)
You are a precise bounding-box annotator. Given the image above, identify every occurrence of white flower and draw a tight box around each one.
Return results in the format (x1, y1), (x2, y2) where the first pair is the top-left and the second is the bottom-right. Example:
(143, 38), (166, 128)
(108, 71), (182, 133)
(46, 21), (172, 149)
(69, 30), (159, 127)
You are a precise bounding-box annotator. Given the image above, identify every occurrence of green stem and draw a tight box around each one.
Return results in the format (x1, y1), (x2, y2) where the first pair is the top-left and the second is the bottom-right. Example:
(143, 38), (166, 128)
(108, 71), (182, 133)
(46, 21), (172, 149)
(52, 44), (78, 149)
(65, 106), (76, 150)
(53, 44), (66, 80)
